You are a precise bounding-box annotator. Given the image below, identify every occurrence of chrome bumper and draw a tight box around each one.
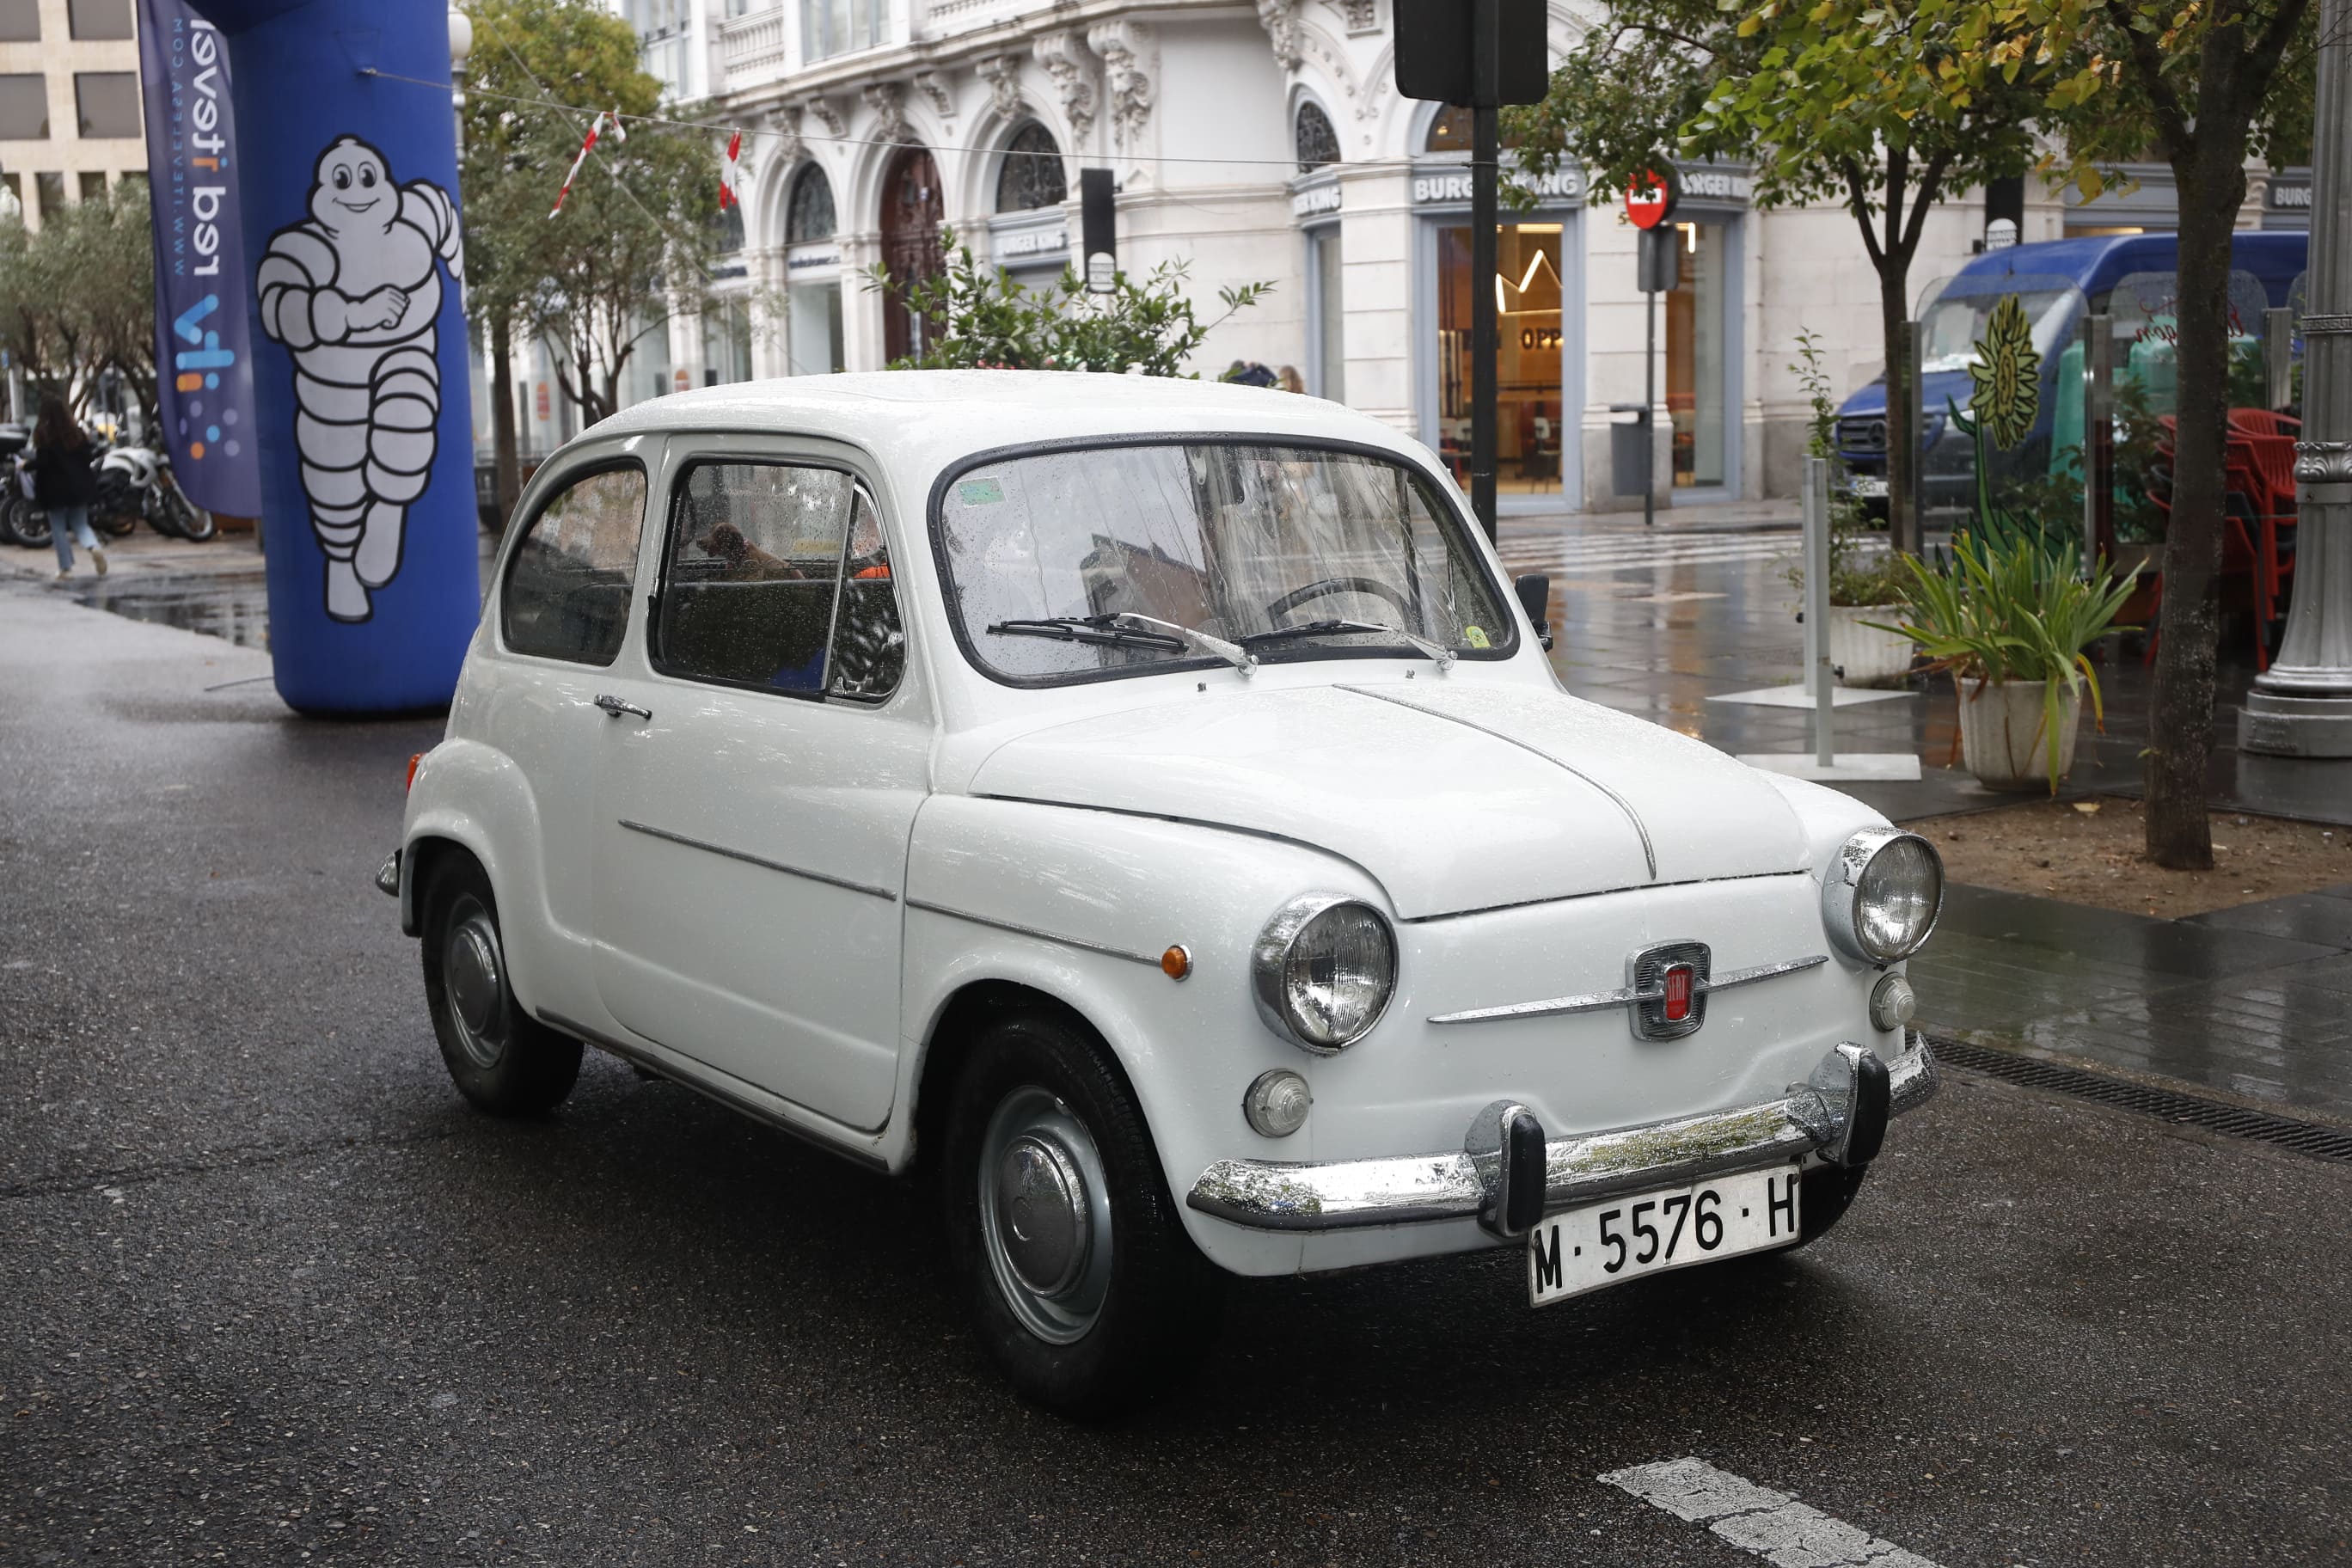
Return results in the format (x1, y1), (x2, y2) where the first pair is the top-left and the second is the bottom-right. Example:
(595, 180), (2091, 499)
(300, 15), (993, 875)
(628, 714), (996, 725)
(1185, 1033), (1938, 1235)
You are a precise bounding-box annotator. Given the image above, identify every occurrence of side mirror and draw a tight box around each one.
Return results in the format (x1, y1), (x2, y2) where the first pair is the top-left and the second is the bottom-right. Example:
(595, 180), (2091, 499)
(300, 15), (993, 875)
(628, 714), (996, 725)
(1513, 573), (1554, 652)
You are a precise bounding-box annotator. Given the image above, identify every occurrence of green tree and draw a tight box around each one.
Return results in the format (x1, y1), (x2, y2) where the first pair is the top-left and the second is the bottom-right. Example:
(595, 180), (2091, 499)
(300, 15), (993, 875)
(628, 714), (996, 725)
(1982, 0), (2318, 869)
(0, 182), (156, 417)
(461, 0), (720, 517)
(866, 230), (1271, 376)
(1504, 0), (2051, 554)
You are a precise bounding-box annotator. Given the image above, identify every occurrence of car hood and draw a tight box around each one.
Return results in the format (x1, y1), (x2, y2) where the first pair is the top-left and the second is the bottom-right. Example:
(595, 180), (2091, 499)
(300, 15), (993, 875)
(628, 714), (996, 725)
(966, 681), (1811, 919)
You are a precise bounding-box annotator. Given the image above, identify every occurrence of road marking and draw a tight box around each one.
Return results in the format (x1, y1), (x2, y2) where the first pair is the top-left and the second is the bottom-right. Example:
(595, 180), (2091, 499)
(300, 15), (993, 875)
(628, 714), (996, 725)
(1601, 1457), (1944, 1568)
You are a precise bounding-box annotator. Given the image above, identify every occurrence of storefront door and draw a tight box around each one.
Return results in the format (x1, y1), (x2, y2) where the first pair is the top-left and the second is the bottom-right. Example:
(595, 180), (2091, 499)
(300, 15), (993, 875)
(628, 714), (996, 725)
(1666, 218), (1735, 492)
(1436, 222), (1568, 494)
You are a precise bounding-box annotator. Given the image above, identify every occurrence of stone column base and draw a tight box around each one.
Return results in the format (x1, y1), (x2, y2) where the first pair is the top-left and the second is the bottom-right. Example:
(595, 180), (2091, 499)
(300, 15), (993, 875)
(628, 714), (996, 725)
(2238, 691), (2352, 757)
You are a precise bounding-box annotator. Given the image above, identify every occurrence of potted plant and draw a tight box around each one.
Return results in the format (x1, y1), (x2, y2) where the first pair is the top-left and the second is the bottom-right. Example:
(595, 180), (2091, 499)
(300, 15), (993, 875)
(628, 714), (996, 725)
(1786, 331), (1915, 687)
(1866, 532), (2140, 793)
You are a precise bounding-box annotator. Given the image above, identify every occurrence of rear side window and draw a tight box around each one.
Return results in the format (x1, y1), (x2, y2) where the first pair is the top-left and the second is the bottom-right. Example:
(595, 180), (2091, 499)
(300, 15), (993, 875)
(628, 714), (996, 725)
(501, 465), (647, 665)
(654, 460), (903, 702)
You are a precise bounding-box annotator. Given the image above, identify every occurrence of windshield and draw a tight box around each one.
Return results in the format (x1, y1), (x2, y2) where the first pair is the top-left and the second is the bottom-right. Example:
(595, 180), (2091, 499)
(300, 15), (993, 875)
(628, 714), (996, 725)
(1918, 288), (2077, 375)
(934, 441), (1514, 685)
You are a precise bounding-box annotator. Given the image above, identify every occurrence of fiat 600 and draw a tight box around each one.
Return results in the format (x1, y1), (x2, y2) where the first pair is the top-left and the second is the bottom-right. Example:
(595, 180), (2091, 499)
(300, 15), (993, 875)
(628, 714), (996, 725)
(382, 372), (1942, 1415)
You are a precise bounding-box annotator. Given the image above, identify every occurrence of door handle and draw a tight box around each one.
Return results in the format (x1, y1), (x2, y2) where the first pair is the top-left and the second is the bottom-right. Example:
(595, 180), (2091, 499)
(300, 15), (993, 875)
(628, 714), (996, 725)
(593, 693), (652, 721)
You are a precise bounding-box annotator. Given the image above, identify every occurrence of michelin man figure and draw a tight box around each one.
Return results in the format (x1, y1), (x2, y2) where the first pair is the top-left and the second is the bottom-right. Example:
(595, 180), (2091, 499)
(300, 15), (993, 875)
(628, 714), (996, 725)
(257, 136), (463, 622)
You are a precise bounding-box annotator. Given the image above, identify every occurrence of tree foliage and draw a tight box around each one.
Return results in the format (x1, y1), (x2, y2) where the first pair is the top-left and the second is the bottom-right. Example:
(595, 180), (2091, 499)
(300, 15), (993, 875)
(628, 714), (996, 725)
(866, 230), (1271, 377)
(0, 181), (158, 419)
(460, 0), (722, 426)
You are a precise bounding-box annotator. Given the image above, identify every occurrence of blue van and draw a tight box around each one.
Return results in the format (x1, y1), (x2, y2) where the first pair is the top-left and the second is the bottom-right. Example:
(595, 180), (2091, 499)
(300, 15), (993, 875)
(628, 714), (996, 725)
(1834, 231), (2308, 518)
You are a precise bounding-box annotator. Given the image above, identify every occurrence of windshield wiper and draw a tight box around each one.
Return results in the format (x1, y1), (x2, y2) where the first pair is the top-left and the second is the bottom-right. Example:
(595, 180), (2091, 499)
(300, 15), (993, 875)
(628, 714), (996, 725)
(1240, 618), (1457, 671)
(1109, 612), (1258, 677)
(986, 615), (1186, 653)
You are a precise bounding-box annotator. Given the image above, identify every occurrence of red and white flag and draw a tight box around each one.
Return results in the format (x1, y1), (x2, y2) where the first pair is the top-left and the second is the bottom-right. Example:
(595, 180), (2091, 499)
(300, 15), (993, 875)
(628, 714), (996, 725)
(718, 129), (743, 210)
(549, 112), (606, 217)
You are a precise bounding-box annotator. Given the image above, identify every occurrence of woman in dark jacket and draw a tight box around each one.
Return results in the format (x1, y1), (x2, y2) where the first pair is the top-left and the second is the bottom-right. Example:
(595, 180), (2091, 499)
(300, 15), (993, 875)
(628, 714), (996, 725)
(30, 395), (106, 578)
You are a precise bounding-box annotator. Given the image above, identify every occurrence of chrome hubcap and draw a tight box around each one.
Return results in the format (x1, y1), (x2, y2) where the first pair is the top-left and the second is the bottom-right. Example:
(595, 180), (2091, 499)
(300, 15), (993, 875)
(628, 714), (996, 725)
(442, 897), (509, 1070)
(977, 1087), (1112, 1344)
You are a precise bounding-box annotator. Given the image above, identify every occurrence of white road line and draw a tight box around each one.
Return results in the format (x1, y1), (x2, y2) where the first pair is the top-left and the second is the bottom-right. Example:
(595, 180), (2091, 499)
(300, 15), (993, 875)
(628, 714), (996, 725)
(1601, 1457), (1944, 1568)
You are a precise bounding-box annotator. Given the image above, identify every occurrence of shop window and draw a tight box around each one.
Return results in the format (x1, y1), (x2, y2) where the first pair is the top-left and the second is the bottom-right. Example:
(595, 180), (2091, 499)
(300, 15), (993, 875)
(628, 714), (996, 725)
(703, 297), (755, 385)
(75, 72), (141, 140)
(1309, 228), (1344, 401)
(787, 163), (836, 242)
(1665, 221), (1729, 487)
(995, 121), (1066, 213)
(1437, 222), (1565, 493)
(0, 2), (37, 42)
(788, 279), (845, 375)
(1295, 101), (1338, 173)
(0, 75), (48, 140)
(68, 0), (132, 38)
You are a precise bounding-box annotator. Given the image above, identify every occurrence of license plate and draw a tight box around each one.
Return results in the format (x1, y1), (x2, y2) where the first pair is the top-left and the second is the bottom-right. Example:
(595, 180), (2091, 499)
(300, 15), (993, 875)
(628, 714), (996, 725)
(1527, 1165), (1802, 1306)
(1849, 476), (1890, 498)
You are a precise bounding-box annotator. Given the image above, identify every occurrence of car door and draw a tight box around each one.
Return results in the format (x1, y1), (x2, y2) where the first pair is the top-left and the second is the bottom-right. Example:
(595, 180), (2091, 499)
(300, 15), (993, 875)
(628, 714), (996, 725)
(483, 455), (652, 1010)
(590, 447), (928, 1131)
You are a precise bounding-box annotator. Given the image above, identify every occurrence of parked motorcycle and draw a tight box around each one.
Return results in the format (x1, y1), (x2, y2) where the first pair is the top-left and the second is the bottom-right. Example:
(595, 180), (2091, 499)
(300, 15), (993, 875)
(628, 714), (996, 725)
(0, 430), (46, 549)
(95, 440), (217, 542)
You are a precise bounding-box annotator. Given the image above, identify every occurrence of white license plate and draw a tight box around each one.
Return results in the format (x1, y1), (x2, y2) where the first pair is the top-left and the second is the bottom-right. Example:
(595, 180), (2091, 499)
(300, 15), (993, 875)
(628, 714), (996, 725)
(1527, 1164), (1802, 1306)
(1849, 476), (1890, 498)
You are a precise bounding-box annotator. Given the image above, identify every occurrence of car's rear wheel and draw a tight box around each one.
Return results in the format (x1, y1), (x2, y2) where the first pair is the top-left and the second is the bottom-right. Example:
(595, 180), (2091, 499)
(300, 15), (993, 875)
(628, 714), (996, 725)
(420, 856), (581, 1116)
(941, 1011), (1221, 1418)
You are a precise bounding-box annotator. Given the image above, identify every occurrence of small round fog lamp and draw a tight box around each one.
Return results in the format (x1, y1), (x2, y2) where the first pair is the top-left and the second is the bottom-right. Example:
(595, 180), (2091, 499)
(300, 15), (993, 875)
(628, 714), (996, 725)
(1243, 1069), (1312, 1138)
(1870, 973), (1917, 1033)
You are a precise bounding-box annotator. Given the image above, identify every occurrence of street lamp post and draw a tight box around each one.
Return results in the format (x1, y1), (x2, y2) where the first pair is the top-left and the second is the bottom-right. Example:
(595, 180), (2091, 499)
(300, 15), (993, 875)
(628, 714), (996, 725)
(2241, 0), (2352, 756)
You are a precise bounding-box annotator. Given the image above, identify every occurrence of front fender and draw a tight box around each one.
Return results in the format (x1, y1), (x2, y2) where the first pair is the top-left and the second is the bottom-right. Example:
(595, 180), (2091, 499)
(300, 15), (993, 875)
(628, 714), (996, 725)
(401, 738), (562, 1017)
(899, 795), (1397, 1277)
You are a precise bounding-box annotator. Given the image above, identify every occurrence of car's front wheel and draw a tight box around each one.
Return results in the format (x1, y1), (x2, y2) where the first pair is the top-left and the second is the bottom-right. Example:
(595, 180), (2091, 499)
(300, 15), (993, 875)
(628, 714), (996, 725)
(420, 855), (581, 1116)
(941, 1012), (1221, 1418)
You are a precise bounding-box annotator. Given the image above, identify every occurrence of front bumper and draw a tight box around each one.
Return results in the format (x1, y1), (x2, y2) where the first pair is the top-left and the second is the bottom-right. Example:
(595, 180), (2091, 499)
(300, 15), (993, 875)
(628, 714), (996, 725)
(1186, 1034), (1937, 1234)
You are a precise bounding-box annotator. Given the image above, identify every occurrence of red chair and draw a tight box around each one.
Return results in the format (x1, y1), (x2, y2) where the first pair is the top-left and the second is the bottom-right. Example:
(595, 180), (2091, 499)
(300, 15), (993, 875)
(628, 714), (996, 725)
(2228, 408), (2300, 438)
(2141, 427), (2273, 671)
(2228, 431), (2298, 630)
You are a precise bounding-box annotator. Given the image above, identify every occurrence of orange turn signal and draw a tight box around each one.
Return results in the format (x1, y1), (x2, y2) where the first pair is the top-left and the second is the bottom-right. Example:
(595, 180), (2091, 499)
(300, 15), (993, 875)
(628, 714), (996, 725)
(1161, 945), (1191, 981)
(404, 753), (423, 793)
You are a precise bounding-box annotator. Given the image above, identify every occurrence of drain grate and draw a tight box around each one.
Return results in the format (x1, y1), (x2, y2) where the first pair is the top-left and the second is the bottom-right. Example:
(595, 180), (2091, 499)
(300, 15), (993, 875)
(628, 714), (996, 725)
(1928, 1035), (2352, 1165)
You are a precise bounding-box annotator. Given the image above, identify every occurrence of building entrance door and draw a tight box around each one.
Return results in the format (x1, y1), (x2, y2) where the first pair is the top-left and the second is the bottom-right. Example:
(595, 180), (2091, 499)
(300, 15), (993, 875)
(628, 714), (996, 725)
(1666, 220), (1730, 489)
(1437, 223), (1566, 493)
(880, 147), (944, 363)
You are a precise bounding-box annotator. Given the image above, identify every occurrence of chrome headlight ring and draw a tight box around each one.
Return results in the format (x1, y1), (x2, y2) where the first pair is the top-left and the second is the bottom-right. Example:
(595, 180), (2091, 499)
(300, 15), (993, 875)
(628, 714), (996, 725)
(1823, 826), (1945, 966)
(1251, 892), (1398, 1055)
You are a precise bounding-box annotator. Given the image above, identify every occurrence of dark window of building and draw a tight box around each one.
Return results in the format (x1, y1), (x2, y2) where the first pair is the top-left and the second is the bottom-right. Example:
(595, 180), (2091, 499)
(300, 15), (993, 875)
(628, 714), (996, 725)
(994, 121), (1066, 212)
(79, 171), (106, 201)
(75, 72), (141, 139)
(786, 163), (835, 242)
(1295, 101), (1338, 173)
(1424, 104), (1522, 156)
(68, 0), (132, 39)
(36, 170), (65, 221)
(0, 1), (39, 42)
(715, 199), (744, 253)
(0, 75), (49, 139)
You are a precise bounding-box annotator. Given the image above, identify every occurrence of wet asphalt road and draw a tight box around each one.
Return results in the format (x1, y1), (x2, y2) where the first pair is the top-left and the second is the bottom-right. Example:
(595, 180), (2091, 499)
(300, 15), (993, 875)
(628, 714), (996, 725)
(3, 591), (2349, 1567)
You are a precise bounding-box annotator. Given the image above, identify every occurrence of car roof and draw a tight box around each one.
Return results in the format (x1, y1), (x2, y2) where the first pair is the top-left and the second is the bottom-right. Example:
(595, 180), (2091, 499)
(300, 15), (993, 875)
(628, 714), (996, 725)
(586, 371), (1430, 481)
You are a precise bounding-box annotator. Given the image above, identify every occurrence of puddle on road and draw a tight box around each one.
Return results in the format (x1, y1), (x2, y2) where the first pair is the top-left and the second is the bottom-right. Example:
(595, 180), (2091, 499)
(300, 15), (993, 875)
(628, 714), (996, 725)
(67, 574), (274, 650)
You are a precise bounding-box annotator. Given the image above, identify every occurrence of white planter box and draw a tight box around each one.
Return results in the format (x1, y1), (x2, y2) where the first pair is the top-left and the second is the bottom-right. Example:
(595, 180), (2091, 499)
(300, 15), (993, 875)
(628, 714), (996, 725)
(1957, 677), (2082, 790)
(1827, 606), (1914, 689)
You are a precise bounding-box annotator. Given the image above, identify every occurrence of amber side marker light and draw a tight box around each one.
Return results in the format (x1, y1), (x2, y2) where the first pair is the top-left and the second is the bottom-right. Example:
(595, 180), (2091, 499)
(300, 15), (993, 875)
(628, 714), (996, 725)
(404, 754), (423, 793)
(1161, 945), (1192, 981)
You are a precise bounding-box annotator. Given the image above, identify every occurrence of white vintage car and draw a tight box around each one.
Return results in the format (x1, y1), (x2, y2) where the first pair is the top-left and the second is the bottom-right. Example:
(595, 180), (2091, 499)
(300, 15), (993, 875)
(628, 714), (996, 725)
(383, 371), (1941, 1415)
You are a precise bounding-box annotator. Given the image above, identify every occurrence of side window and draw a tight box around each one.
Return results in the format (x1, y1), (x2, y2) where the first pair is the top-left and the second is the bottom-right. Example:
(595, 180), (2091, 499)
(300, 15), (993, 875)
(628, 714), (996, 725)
(827, 489), (905, 701)
(500, 465), (647, 665)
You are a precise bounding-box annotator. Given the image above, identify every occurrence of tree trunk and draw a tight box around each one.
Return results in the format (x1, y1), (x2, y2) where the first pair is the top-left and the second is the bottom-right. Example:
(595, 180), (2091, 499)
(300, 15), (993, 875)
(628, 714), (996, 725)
(490, 309), (520, 532)
(2145, 132), (2250, 870)
(1878, 254), (1914, 554)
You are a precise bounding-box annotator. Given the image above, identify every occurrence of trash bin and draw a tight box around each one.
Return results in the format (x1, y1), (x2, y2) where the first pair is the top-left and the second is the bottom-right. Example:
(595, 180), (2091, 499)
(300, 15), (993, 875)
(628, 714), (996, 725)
(1608, 404), (1652, 498)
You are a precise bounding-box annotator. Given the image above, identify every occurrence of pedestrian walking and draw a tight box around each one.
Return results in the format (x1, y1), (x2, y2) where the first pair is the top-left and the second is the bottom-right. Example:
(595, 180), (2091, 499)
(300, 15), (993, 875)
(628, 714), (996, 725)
(29, 395), (107, 579)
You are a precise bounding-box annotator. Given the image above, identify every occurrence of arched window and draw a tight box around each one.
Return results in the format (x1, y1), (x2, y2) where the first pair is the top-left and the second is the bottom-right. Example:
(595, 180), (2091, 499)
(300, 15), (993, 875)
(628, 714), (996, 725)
(786, 163), (836, 243)
(716, 201), (745, 253)
(1295, 101), (1339, 174)
(994, 121), (1067, 213)
(1424, 106), (1522, 155)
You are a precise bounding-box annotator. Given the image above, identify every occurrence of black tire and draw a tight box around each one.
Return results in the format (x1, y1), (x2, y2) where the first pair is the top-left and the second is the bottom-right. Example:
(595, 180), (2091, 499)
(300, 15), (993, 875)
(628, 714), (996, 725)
(10, 499), (50, 548)
(941, 1012), (1222, 1419)
(420, 856), (581, 1117)
(92, 505), (137, 539)
(1796, 1162), (1869, 1248)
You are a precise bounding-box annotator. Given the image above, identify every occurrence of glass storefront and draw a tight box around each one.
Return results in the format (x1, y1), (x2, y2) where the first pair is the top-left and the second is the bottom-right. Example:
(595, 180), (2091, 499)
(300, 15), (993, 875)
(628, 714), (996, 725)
(1665, 219), (1728, 489)
(1436, 222), (1567, 491)
(1308, 224), (1344, 401)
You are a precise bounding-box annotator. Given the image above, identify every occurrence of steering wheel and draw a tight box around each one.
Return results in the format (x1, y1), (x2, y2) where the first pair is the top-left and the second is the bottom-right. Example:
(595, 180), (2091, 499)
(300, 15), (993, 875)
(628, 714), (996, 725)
(1266, 576), (1414, 624)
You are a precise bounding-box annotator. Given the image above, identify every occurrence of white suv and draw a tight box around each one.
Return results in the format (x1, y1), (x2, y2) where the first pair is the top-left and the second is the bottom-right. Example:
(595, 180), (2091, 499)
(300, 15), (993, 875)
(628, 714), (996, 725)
(383, 372), (1941, 1416)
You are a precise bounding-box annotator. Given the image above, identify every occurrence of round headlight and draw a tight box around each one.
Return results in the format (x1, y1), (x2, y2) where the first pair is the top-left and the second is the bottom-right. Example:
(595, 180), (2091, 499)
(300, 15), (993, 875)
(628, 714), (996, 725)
(1252, 894), (1397, 1053)
(1824, 827), (1945, 965)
